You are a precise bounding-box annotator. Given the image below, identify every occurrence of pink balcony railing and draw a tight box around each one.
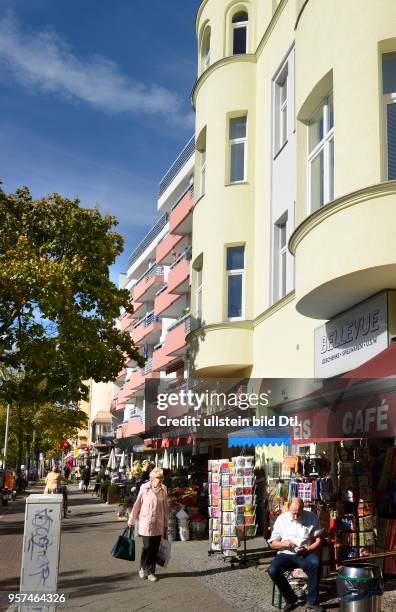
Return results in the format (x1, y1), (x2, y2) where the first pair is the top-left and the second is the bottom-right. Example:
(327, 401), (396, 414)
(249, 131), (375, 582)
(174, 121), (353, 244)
(133, 265), (164, 302)
(168, 190), (193, 235)
(132, 311), (162, 345)
(155, 232), (184, 265)
(120, 312), (134, 332)
(167, 248), (191, 295)
(165, 315), (190, 356)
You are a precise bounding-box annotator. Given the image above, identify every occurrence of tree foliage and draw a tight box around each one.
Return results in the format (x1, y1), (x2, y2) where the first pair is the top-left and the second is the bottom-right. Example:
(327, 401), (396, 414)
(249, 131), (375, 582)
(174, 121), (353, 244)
(0, 185), (143, 406)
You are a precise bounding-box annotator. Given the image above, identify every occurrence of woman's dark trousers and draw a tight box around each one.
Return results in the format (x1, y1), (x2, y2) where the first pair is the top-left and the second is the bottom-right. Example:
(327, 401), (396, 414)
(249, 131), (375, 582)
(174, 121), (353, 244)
(141, 535), (162, 575)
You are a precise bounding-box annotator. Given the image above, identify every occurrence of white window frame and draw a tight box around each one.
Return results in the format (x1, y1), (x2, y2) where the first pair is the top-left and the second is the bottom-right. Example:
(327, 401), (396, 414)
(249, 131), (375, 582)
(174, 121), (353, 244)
(200, 150), (206, 196)
(229, 116), (247, 184)
(273, 61), (289, 155)
(201, 27), (211, 72)
(196, 267), (203, 323)
(226, 246), (245, 321)
(273, 215), (288, 302)
(278, 220), (287, 300)
(231, 14), (248, 55)
(307, 94), (334, 213)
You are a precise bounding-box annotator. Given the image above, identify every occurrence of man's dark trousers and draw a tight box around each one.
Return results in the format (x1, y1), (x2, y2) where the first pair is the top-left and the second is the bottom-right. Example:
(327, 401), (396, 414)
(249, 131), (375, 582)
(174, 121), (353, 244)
(268, 552), (321, 606)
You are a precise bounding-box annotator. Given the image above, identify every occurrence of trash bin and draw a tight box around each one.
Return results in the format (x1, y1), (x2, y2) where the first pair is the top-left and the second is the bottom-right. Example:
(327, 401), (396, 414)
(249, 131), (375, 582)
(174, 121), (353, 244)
(337, 563), (384, 612)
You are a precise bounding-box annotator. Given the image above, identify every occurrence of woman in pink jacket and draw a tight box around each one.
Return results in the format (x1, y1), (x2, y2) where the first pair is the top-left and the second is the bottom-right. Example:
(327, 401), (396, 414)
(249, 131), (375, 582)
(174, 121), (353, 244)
(128, 467), (168, 582)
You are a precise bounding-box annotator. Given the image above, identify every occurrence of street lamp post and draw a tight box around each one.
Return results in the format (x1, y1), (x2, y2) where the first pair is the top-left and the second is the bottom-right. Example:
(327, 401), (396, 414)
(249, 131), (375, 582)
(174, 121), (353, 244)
(3, 402), (10, 471)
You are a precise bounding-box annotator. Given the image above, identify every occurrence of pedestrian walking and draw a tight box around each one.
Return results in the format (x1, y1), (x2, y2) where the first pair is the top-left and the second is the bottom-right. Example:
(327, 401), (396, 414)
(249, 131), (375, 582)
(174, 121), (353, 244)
(44, 467), (68, 494)
(82, 463), (91, 492)
(128, 467), (168, 582)
(64, 465), (71, 479)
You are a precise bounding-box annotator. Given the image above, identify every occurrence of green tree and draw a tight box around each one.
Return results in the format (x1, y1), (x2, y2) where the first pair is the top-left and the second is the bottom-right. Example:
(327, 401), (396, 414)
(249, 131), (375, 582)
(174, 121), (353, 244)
(0, 185), (143, 466)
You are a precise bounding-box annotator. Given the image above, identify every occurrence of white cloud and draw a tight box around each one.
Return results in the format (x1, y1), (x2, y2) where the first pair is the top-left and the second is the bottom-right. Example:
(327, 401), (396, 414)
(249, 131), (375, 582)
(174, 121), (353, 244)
(0, 12), (189, 120)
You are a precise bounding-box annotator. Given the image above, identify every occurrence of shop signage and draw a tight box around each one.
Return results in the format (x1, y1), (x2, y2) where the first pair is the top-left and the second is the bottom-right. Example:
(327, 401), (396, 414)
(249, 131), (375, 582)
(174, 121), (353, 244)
(290, 386), (396, 444)
(314, 292), (388, 378)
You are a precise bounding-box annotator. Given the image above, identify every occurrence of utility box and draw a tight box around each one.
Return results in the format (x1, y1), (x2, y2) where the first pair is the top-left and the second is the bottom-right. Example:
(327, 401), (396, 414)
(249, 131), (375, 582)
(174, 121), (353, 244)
(19, 494), (62, 612)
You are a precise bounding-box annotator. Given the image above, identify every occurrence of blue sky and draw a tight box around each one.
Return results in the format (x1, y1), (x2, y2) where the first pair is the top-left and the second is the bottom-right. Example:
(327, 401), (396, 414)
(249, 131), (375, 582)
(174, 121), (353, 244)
(0, 0), (197, 281)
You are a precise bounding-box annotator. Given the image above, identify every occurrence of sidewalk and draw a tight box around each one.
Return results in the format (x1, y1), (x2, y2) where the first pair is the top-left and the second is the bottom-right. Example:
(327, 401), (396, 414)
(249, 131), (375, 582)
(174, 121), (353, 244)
(2, 485), (396, 611)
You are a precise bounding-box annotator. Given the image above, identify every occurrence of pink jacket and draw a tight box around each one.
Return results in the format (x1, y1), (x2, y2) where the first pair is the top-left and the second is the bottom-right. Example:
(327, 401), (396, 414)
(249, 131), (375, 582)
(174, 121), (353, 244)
(128, 481), (169, 537)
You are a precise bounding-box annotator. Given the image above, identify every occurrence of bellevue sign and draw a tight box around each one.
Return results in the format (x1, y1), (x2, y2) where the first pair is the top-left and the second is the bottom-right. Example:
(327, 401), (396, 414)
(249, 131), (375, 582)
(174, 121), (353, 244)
(314, 291), (391, 378)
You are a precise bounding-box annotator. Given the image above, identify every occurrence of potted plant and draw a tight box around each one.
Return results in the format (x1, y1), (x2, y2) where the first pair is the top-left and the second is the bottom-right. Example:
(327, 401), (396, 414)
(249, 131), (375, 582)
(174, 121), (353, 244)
(107, 483), (121, 504)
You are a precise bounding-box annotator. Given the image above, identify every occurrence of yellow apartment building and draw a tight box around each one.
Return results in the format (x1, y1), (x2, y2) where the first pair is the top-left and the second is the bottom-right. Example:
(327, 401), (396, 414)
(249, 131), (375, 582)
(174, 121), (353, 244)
(189, 0), (396, 382)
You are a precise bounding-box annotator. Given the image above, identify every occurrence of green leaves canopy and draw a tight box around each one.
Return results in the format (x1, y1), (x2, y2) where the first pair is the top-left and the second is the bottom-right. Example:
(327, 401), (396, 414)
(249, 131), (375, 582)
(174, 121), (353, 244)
(0, 186), (143, 405)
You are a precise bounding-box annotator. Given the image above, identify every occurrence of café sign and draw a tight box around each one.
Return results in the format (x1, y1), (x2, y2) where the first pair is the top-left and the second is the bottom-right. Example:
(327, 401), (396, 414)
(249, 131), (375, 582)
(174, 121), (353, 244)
(314, 292), (389, 378)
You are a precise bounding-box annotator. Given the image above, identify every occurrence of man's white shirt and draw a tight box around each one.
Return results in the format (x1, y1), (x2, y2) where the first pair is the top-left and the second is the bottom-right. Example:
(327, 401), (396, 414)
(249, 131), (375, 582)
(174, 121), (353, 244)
(268, 509), (323, 554)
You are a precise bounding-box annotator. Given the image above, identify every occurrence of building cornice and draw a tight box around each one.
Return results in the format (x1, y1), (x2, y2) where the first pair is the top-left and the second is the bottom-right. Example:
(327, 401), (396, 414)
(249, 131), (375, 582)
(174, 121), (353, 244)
(253, 291), (296, 327)
(289, 181), (396, 256)
(295, 0), (310, 31)
(186, 319), (254, 343)
(191, 54), (256, 108)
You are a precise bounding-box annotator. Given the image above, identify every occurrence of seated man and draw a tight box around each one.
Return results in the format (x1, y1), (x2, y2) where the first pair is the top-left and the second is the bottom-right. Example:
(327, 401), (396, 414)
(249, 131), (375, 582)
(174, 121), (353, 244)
(268, 497), (324, 612)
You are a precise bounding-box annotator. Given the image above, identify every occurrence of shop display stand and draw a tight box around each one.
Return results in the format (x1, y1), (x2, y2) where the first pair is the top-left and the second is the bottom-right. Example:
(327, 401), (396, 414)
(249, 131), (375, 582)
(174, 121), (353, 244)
(231, 456), (257, 566)
(207, 458), (258, 564)
(335, 456), (376, 564)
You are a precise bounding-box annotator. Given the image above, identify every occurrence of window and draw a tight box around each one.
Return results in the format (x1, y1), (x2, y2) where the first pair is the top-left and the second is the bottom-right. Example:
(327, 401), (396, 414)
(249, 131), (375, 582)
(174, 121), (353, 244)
(201, 26), (211, 72)
(229, 116), (247, 183)
(196, 266), (203, 324)
(196, 127), (207, 197)
(383, 53), (396, 180)
(200, 150), (206, 196)
(226, 246), (245, 319)
(274, 63), (288, 153)
(274, 216), (288, 301)
(308, 94), (334, 211)
(232, 11), (248, 55)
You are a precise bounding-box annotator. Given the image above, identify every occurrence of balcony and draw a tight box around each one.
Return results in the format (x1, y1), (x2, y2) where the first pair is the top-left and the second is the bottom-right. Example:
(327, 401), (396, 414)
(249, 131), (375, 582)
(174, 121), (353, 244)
(120, 311), (134, 332)
(116, 413), (145, 439)
(165, 315), (190, 357)
(116, 379), (136, 407)
(167, 247), (191, 295)
(114, 368), (127, 386)
(159, 136), (195, 197)
(128, 213), (168, 270)
(168, 188), (193, 236)
(130, 301), (143, 319)
(289, 182), (396, 319)
(155, 232), (185, 265)
(152, 343), (174, 372)
(154, 287), (183, 318)
(133, 264), (164, 303)
(132, 311), (162, 345)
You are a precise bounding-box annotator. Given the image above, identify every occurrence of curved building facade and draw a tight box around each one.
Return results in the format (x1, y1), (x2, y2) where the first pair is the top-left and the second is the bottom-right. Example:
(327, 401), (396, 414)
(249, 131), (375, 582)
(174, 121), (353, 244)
(189, 0), (396, 379)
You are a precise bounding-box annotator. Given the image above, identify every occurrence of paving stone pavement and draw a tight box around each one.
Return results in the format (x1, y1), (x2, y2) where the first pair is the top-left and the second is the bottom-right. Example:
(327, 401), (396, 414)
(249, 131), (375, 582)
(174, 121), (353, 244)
(2, 485), (396, 611)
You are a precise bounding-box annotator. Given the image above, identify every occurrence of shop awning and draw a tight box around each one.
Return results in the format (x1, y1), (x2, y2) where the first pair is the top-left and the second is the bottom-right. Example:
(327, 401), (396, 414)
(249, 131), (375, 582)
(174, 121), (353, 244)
(228, 427), (291, 447)
(343, 341), (396, 379)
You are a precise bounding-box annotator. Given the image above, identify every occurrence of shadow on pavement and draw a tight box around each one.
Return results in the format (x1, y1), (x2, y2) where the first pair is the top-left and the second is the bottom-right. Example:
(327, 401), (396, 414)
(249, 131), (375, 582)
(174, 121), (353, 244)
(58, 571), (138, 599)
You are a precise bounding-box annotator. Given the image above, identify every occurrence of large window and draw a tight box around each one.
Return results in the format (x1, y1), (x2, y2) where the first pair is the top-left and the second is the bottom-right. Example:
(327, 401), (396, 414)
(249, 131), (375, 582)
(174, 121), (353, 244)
(383, 52), (396, 180)
(308, 94), (334, 212)
(232, 11), (248, 55)
(274, 62), (288, 154)
(229, 116), (247, 183)
(201, 26), (211, 72)
(226, 246), (245, 319)
(274, 215), (288, 301)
